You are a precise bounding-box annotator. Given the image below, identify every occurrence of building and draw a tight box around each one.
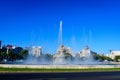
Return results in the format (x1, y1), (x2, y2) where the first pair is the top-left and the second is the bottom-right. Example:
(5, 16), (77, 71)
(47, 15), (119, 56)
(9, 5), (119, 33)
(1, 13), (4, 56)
(78, 46), (96, 58)
(109, 51), (120, 59)
(31, 46), (42, 58)
(25, 46), (42, 58)
(6, 45), (13, 54)
(78, 46), (91, 58)
(0, 45), (13, 54)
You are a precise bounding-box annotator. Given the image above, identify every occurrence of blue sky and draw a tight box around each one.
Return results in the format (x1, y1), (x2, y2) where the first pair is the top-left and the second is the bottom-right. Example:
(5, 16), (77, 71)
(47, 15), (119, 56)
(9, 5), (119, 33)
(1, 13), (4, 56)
(0, 0), (120, 54)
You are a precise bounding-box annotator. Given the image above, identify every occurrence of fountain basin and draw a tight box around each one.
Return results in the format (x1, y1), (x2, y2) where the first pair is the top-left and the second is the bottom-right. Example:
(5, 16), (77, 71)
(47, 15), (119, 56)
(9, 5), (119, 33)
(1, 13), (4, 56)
(0, 64), (120, 69)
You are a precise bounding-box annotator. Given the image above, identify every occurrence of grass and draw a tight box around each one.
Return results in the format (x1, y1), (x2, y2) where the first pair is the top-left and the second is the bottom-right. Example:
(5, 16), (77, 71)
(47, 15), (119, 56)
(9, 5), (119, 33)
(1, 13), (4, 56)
(0, 67), (120, 72)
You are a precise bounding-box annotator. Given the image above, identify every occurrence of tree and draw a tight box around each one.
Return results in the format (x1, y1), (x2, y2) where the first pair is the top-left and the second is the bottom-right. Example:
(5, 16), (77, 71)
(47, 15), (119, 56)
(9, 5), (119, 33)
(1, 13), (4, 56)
(7, 49), (14, 61)
(0, 52), (7, 61)
(45, 53), (53, 60)
(93, 54), (113, 62)
(18, 50), (28, 59)
(12, 47), (23, 54)
(1, 52), (7, 60)
(115, 56), (120, 62)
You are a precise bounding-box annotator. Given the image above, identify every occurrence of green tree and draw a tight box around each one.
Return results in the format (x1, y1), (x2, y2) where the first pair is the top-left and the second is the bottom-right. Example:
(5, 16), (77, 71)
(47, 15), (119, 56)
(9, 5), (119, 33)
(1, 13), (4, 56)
(7, 49), (14, 61)
(18, 50), (28, 59)
(93, 54), (113, 62)
(115, 56), (120, 62)
(45, 53), (52, 60)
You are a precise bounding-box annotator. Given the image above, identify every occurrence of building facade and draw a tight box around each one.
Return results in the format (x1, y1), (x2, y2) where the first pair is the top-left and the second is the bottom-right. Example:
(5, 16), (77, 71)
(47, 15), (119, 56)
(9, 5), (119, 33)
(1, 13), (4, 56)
(78, 46), (91, 58)
(109, 51), (120, 59)
(31, 46), (42, 58)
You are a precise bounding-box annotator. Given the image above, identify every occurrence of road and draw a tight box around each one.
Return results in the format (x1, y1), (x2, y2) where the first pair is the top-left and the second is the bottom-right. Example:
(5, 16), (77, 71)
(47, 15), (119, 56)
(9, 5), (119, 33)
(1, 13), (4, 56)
(0, 71), (120, 80)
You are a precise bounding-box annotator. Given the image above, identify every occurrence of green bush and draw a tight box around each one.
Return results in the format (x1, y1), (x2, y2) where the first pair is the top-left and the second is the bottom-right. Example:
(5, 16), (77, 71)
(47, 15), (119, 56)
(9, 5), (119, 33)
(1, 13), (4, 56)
(115, 56), (120, 62)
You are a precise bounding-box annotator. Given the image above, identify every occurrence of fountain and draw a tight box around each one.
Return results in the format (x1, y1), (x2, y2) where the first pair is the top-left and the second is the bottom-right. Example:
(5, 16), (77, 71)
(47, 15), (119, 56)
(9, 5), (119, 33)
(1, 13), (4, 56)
(22, 20), (100, 65)
(53, 20), (75, 64)
(0, 20), (118, 69)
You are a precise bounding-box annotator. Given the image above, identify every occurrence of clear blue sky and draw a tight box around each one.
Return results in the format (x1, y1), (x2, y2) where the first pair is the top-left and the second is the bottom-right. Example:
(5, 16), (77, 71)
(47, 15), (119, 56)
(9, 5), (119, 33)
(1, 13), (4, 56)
(0, 0), (120, 54)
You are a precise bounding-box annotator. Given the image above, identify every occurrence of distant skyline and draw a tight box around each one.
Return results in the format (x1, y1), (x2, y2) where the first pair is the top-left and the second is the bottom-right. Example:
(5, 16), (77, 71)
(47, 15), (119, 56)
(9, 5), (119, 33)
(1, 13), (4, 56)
(0, 0), (120, 54)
